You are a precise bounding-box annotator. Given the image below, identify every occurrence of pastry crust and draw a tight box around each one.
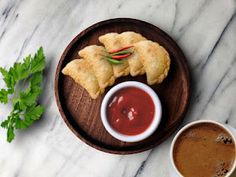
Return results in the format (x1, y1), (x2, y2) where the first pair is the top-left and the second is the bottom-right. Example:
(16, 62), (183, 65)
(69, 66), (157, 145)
(118, 31), (146, 76)
(62, 31), (171, 99)
(79, 45), (115, 88)
(62, 59), (103, 99)
(99, 33), (129, 78)
(134, 40), (170, 85)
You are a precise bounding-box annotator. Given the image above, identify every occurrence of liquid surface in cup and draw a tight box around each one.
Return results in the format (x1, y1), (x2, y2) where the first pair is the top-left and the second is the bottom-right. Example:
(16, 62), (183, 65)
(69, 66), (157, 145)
(173, 123), (236, 177)
(107, 87), (155, 135)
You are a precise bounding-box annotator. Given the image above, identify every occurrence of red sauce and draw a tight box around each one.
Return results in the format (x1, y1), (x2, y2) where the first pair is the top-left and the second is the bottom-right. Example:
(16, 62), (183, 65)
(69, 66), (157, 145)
(107, 87), (155, 135)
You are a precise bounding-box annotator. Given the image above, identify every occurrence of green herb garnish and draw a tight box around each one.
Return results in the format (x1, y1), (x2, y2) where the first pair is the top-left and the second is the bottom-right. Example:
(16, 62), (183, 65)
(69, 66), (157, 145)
(0, 47), (45, 142)
(105, 56), (123, 64)
(110, 50), (131, 56)
(103, 46), (133, 65)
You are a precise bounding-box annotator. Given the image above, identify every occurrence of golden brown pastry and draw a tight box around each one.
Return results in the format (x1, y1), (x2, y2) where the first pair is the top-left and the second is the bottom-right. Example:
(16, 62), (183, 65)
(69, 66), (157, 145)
(62, 31), (171, 99)
(78, 45), (115, 89)
(62, 59), (103, 99)
(98, 33), (129, 78)
(118, 31), (146, 76)
(134, 40), (170, 85)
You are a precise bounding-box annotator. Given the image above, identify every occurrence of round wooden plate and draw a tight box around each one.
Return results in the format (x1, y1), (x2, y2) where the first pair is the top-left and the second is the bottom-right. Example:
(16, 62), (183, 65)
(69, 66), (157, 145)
(55, 18), (190, 154)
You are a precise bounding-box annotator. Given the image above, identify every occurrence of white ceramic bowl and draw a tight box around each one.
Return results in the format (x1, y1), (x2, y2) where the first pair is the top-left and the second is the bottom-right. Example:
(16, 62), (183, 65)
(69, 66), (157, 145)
(170, 120), (236, 177)
(100, 81), (162, 142)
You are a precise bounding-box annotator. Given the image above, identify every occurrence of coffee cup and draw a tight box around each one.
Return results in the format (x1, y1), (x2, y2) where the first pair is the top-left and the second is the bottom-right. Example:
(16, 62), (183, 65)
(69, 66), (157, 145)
(170, 120), (236, 177)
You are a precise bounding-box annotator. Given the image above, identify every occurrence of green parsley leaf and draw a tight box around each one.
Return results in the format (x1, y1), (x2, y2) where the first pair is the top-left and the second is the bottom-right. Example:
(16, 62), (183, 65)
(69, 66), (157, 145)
(1, 119), (9, 128)
(0, 47), (46, 142)
(15, 117), (28, 129)
(0, 67), (15, 93)
(0, 89), (9, 103)
(31, 47), (46, 73)
(24, 104), (44, 121)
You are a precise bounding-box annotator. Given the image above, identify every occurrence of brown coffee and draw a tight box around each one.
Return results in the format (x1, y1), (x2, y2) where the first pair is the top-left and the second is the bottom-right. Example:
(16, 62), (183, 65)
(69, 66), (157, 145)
(173, 123), (236, 177)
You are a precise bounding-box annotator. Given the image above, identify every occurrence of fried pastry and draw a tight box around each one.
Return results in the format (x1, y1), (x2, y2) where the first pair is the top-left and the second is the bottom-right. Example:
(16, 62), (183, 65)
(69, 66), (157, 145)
(134, 40), (170, 85)
(98, 33), (129, 78)
(62, 31), (171, 99)
(79, 45), (115, 88)
(118, 31), (146, 76)
(62, 59), (103, 99)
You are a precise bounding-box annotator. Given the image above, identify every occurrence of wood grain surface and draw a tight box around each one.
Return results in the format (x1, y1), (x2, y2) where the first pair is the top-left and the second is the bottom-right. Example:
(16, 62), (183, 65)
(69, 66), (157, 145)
(55, 18), (190, 154)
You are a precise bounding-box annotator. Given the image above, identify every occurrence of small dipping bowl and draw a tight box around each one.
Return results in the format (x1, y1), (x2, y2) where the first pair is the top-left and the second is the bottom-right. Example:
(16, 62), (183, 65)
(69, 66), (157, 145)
(100, 81), (162, 142)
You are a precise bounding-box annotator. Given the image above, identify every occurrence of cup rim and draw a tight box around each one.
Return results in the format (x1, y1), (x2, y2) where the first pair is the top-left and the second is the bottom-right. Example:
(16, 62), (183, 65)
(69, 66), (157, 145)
(100, 81), (162, 142)
(170, 120), (236, 177)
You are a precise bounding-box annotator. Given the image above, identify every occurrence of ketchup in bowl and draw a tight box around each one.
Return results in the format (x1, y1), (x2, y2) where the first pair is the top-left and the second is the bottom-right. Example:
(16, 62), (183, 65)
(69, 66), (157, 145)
(107, 87), (155, 135)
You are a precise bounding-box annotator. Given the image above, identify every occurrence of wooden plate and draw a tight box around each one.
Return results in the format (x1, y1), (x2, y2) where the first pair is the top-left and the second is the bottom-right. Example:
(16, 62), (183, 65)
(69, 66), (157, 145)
(55, 18), (190, 154)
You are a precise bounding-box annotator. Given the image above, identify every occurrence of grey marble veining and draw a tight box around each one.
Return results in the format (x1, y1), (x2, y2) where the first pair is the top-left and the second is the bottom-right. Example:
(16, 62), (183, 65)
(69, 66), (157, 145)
(0, 0), (236, 177)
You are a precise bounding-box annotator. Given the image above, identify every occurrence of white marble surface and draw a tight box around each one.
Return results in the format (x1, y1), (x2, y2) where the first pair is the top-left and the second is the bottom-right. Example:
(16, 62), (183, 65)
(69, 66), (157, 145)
(0, 0), (236, 176)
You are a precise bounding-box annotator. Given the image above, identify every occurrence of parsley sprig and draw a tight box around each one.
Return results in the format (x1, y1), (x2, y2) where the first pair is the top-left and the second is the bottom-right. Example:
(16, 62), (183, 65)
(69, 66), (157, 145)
(0, 47), (45, 142)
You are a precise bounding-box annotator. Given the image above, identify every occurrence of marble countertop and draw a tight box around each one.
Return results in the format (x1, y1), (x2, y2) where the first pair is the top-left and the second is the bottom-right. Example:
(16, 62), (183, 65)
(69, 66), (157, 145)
(0, 0), (236, 176)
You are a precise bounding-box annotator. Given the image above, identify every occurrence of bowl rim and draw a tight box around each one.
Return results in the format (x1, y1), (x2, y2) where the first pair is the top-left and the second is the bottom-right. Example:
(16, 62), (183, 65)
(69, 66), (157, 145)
(169, 120), (236, 177)
(100, 81), (162, 142)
